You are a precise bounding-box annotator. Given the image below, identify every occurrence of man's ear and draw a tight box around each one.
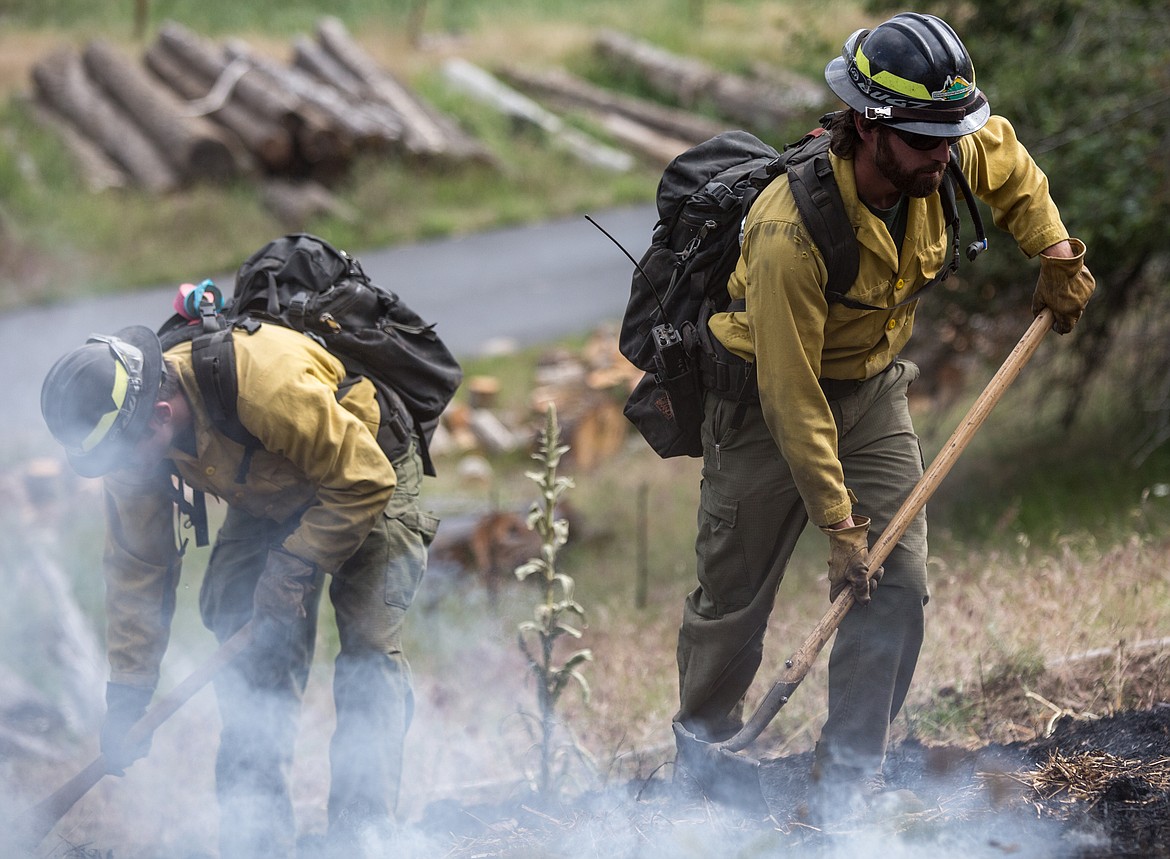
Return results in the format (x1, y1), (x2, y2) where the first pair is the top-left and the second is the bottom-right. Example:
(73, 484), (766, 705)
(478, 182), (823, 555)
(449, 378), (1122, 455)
(150, 400), (174, 429)
(855, 113), (879, 144)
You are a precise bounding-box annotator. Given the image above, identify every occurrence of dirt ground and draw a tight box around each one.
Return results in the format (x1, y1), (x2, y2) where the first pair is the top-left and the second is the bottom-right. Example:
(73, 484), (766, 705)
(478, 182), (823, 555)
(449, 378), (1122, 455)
(8, 644), (1170, 859)
(399, 706), (1170, 859)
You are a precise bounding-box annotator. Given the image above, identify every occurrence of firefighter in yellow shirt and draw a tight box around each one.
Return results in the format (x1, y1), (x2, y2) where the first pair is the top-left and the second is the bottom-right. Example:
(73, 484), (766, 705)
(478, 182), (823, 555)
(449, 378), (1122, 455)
(674, 12), (1094, 818)
(41, 321), (437, 856)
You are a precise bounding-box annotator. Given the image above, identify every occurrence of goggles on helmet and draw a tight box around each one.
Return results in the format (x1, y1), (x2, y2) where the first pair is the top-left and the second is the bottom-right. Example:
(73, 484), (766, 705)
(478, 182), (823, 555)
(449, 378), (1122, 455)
(68, 333), (147, 457)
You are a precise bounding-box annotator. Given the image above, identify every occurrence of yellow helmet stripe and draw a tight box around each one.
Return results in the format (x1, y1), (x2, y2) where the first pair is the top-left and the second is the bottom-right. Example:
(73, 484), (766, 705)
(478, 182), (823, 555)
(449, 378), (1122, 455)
(79, 359), (129, 452)
(854, 45), (932, 100)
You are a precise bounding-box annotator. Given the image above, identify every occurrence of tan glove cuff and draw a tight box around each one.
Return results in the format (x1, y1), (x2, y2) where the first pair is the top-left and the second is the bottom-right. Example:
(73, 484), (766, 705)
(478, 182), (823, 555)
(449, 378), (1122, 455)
(1038, 237), (1086, 271)
(1035, 238), (1094, 334)
(819, 514), (871, 543)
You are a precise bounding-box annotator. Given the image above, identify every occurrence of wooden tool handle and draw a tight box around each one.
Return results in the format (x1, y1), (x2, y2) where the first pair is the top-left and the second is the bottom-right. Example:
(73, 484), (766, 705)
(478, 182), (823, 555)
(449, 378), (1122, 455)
(13, 623), (254, 849)
(722, 310), (1053, 752)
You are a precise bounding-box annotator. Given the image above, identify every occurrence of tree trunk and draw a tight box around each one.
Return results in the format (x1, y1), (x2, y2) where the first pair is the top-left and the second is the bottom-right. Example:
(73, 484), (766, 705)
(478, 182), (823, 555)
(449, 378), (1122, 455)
(152, 23), (348, 180)
(595, 111), (693, 165)
(593, 29), (826, 131)
(315, 15), (495, 165)
(225, 38), (392, 155)
(31, 47), (178, 192)
(153, 21), (302, 129)
(290, 35), (406, 145)
(82, 39), (242, 184)
(442, 58), (633, 172)
(30, 102), (129, 192)
(144, 41), (289, 171)
(499, 64), (727, 144)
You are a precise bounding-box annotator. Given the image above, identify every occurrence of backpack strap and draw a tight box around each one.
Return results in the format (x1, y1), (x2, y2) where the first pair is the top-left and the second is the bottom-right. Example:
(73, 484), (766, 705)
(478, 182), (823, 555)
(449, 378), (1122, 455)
(787, 138), (986, 312)
(189, 311), (261, 484)
(784, 133), (860, 303)
(166, 464), (209, 550)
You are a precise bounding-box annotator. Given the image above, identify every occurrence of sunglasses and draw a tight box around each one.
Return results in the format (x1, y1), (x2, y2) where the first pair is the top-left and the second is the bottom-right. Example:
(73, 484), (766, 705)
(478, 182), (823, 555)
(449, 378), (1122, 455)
(887, 126), (960, 152)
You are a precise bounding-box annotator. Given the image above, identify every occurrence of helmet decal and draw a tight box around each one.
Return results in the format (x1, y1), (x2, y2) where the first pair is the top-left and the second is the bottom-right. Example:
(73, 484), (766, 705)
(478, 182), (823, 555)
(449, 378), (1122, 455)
(933, 75), (975, 102)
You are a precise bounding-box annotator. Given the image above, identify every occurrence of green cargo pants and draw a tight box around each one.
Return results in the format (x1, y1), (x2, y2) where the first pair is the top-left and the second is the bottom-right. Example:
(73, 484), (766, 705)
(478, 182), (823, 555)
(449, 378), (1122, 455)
(676, 359), (928, 780)
(199, 444), (437, 858)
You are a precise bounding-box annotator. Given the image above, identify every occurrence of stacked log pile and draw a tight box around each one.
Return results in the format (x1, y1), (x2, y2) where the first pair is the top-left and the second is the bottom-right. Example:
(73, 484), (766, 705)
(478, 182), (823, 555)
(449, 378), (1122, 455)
(592, 29), (828, 133)
(30, 16), (495, 197)
(29, 19), (827, 197)
(472, 31), (827, 167)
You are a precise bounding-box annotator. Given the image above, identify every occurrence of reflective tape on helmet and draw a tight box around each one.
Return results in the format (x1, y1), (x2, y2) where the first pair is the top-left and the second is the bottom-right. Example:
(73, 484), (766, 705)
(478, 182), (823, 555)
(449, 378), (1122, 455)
(855, 47), (932, 101)
(79, 358), (129, 452)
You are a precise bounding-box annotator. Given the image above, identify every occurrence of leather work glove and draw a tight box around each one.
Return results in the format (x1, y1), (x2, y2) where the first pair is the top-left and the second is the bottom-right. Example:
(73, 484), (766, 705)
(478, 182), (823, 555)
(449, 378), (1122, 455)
(821, 516), (883, 605)
(100, 682), (154, 776)
(1032, 238), (1096, 335)
(252, 548), (318, 626)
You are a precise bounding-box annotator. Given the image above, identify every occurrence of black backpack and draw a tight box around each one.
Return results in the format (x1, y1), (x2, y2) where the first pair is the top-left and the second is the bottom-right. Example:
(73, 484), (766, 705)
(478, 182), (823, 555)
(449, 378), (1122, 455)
(158, 233), (463, 544)
(617, 127), (986, 458)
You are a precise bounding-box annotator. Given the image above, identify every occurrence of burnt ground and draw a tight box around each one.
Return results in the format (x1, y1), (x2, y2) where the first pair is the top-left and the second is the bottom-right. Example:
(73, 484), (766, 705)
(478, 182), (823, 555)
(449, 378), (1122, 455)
(14, 696), (1170, 858)
(410, 707), (1170, 859)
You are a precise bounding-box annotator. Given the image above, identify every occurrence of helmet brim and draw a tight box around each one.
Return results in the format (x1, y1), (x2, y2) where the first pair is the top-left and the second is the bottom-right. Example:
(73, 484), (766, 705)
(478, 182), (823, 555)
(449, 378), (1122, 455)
(825, 55), (990, 137)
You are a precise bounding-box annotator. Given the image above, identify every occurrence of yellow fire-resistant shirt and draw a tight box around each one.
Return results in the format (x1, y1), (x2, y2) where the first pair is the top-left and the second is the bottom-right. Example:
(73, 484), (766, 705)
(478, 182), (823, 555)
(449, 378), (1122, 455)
(707, 115), (1070, 528)
(102, 323), (396, 687)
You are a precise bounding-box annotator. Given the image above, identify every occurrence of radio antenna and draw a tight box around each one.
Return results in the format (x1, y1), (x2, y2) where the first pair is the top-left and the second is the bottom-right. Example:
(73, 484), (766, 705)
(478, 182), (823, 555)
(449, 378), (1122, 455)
(584, 214), (669, 322)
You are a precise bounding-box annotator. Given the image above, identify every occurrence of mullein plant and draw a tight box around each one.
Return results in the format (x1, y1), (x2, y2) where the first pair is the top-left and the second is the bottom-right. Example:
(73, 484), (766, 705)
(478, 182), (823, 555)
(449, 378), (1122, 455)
(515, 404), (592, 796)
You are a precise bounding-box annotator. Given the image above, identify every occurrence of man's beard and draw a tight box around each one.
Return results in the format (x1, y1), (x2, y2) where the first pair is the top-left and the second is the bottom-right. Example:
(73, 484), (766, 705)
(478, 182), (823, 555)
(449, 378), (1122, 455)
(875, 131), (945, 198)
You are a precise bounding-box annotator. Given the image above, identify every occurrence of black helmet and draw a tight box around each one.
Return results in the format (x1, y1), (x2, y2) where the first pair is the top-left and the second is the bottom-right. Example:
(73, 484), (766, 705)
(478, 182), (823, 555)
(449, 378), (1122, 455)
(825, 12), (990, 137)
(40, 326), (165, 478)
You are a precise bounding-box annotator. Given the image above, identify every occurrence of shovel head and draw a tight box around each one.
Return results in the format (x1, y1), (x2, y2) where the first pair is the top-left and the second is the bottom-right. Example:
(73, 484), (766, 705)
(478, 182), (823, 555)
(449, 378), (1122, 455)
(672, 721), (769, 814)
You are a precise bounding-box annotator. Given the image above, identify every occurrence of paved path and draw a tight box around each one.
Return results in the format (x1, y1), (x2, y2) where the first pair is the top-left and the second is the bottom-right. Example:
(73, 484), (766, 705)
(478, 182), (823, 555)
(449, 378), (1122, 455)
(0, 204), (656, 455)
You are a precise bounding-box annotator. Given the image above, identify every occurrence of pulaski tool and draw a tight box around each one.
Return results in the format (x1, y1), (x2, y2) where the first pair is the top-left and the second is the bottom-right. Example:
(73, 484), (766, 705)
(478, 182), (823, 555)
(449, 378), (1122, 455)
(11, 623), (255, 850)
(674, 309), (1056, 808)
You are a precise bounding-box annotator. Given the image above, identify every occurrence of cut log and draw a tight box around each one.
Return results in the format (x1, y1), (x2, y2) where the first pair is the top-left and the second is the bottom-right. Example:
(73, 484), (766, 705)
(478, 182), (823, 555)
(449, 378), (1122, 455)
(82, 39), (241, 184)
(531, 386), (627, 471)
(145, 41), (291, 171)
(152, 23), (348, 180)
(153, 21), (302, 129)
(290, 32), (365, 96)
(30, 101), (128, 192)
(225, 38), (395, 155)
(499, 64), (727, 144)
(467, 408), (522, 455)
(595, 111), (693, 165)
(594, 29), (827, 131)
(441, 57), (633, 172)
(31, 47), (179, 192)
(289, 34), (406, 145)
(748, 60), (831, 114)
(466, 375), (501, 410)
(315, 15), (495, 165)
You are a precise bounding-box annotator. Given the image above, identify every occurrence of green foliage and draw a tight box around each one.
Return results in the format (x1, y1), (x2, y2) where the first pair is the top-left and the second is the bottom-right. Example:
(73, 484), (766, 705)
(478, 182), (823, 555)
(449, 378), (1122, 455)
(867, 0), (1170, 432)
(515, 404), (593, 796)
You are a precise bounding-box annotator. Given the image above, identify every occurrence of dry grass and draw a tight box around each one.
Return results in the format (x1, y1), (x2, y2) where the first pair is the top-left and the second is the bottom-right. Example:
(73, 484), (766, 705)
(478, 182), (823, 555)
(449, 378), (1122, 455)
(1020, 749), (1170, 806)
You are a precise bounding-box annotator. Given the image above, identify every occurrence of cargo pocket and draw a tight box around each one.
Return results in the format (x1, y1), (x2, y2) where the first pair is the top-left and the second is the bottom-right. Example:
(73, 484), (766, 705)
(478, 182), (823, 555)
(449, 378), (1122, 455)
(695, 483), (752, 614)
(383, 508), (439, 610)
